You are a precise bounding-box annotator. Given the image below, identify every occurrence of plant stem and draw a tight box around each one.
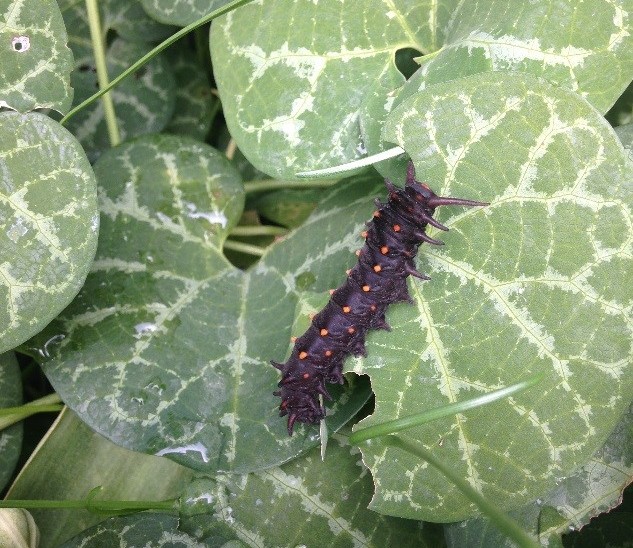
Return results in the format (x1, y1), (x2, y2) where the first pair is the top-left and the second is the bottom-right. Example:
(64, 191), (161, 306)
(223, 239), (266, 256)
(229, 225), (288, 237)
(85, 0), (120, 146)
(61, 0), (257, 125)
(295, 146), (406, 178)
(243, 178), (339, 194)
(349, 374), (543, 444)
(0, 393), (63, 430)
(384, 436), (540, 548)
(0, 498), (176, 513)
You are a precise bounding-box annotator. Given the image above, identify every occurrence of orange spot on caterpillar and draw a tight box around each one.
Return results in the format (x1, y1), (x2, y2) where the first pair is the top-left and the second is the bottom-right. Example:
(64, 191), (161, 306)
(320, 328), (328, 336)
(309, 313), (315, 320)
(373, 265), (381, 272)
(370, 304), (376, 311)
(346, 269), (351, 275)
(362, 285), (370, 292)
(381, 246), (389, 255)
(348, 327), (355, 334)
(342, 306), (351, 313)
(325, 350), (332, 356)
(303, 373), (310, 379)
(329, 289), (335, 295)
(281, 400), (288, 408)
(361, 230), (368, 238)
(393, 224), (401, 232)
(373, 210), (380, 218)
(299, 351), (308, 359)
(291, 336), (297, 342)
(355, 249), (362, 256)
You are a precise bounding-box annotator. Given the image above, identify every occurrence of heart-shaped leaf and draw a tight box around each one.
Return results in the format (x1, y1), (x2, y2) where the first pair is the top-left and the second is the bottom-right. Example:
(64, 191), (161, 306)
(28, 135), (371, 474)
(348, 71), (632, 521)
(0, 0), (74, 113)
(0, 112), (98, 353)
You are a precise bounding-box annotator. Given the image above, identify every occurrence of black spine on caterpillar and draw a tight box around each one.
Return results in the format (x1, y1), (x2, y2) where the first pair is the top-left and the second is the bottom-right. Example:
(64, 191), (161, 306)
(272, 162), (487, 435)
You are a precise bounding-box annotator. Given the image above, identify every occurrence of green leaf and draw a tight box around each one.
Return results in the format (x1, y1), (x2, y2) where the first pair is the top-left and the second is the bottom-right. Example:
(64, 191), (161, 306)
(210, 0), (633, 178)
(0, 112), (98, 353)
(0, 352), (22, 492)
(345, 71), (633, 521)
(179, 433), (442, 547)
(141, 0), (234, 27)
(252, 188), (321, 228)
(6, 409), (193, 548)
(445, 404), (633, 547)
(63, 37), (176, 161)
(27, 135), (371, 474)
(0, 0), (74, 113)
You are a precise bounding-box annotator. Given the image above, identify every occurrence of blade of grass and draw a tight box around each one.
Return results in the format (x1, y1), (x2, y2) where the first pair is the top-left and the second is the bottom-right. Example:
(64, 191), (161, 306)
(60, 0), (257, 125)
(349, 374), (543, 444)
(0, 394), (63, 430)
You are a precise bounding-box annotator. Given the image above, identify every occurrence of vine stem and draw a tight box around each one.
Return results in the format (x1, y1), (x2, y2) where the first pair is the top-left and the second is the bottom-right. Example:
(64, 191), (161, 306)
(85, 0), (120, 146)
(61, 0), (257, 125)
(295, 146), (406, 178)
(0, 498), (176, 513)
(243, 178), (339, 194)
(349, 375), (543, 444)
(223, 239), (266, 256)
(229, 225), (288, 237)
(0, 393), (63, 431)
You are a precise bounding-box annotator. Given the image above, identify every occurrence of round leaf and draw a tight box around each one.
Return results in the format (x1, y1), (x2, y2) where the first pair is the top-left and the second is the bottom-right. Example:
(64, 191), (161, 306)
(0, 0), (74, 112)
(30, 135), (369, 474)
(0, 112), (98, 353)
(348, 71), (632, 521)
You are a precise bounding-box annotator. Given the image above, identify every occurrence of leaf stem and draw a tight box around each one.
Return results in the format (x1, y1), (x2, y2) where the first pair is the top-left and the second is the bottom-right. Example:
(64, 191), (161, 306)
(349, 374), (543, 444)
(229, 225), (288, 237)
(223, 239), (266, 256)
(61, 0), (257, 125)
(85, 0), (120, 146)
(384, 436), (539, 548)
(0, 498), (176, 513)
(0, 393), (63, 430)
(243, 178), (339, 194)
(295, 146), (406, 178)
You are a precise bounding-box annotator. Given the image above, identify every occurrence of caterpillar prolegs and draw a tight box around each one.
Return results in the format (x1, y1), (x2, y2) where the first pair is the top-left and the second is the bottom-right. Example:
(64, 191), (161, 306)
(272, 163), (487, 435)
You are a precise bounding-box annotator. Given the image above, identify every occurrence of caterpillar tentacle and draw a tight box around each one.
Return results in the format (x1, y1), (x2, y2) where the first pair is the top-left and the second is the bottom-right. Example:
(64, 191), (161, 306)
(272, 163), (488, 435)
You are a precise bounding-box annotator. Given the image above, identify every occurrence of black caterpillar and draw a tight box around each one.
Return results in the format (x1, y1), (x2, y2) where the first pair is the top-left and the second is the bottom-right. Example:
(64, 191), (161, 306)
(272, 163), (487, 435)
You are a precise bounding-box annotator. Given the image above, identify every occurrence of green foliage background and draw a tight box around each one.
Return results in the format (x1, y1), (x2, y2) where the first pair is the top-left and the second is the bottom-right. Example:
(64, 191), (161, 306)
(0, 0), (631, 546)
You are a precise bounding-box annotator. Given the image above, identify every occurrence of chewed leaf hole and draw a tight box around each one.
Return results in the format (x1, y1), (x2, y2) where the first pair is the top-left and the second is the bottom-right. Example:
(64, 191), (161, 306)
(12, 36), (30, 52)
(394, 47), (423, 79)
